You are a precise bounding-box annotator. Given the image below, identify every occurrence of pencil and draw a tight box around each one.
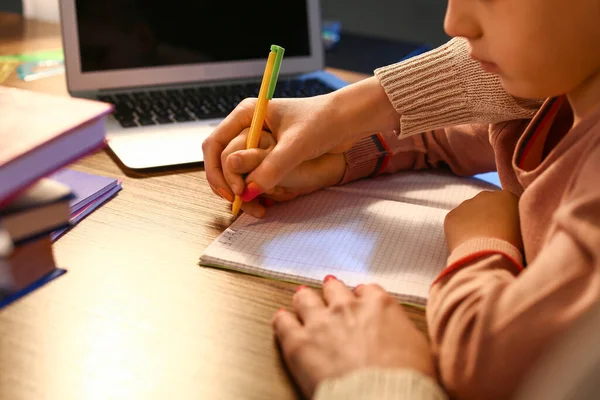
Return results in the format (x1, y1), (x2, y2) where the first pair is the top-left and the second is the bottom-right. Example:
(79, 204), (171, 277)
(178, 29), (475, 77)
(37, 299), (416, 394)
(232, 45), (285, 216)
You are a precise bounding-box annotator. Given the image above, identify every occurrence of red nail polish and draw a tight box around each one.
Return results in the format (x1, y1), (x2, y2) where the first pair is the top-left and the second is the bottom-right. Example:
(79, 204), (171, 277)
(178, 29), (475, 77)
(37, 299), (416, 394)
(240, 182), (263, 202)
(217, 187), (233, 203)
(324, 275), (337, 283)
(296, 285), (308, 292)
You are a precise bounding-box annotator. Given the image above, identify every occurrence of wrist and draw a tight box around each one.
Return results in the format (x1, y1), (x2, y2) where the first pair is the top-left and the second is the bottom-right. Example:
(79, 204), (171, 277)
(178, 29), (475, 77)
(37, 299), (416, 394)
(329, 76), (399, 142)
(320, 153), (346, 187)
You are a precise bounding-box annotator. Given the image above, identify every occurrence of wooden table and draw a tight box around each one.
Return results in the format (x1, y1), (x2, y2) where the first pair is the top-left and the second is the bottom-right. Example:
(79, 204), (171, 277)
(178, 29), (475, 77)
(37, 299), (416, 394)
(0, 14), (426, 400)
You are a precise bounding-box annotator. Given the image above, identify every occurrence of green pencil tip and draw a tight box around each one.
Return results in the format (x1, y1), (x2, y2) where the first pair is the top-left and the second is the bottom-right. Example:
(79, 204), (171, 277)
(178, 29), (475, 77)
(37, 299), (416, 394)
(267, 45), (285, 99)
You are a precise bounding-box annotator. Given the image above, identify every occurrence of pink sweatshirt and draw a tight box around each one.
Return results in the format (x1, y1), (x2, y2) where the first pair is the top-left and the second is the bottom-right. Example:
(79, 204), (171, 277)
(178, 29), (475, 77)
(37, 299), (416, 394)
(331, 38), (600, 400)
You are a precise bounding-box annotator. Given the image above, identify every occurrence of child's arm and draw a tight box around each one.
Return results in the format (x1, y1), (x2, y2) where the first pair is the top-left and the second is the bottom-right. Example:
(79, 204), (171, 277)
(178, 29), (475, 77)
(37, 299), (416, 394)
(337, 36), (544, 185)
(339, 124), (498, 185)
(426, 146), (600, 400)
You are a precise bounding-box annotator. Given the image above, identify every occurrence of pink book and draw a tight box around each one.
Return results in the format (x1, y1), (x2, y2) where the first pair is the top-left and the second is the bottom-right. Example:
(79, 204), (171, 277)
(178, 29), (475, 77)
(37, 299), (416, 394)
(0, 87), (113, 206)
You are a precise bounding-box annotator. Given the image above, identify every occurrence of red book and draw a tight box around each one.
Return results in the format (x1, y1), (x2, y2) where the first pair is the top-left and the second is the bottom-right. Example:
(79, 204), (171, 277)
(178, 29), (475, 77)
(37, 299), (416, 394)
(0, 87), (113, 206)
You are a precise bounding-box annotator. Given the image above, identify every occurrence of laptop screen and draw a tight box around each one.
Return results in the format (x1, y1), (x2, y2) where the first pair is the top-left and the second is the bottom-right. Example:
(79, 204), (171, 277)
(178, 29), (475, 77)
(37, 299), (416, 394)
(75, 0), (311, 73)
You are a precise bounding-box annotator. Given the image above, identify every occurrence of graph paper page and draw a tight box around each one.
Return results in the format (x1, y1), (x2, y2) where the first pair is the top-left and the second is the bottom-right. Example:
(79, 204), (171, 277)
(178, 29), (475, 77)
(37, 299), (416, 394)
(327, 170), (499, 210)
(200, 172), (497, 305)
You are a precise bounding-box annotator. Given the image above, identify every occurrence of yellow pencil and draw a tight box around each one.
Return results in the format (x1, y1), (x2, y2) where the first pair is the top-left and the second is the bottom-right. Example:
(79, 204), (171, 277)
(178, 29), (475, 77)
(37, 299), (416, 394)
(231, 45), (285, 216)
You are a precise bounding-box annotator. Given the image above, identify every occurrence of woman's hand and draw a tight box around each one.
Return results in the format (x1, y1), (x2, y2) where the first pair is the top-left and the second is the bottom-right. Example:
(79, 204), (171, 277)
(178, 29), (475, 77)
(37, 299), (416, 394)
(272, 276), (437, 399)
(444, 190), (523, 252)
(203, 77), (399, 208)
(204, 96), (348, 207)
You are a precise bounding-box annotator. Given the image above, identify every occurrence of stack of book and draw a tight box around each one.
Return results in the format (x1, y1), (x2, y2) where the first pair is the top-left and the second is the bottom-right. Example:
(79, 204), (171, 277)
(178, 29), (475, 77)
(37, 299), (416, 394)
(49, 169), (122, 241)
(0, 87), (113, 306)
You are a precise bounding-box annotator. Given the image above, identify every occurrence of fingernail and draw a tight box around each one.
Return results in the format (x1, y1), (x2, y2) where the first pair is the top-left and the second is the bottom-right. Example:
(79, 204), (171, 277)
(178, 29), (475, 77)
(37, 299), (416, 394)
(354, 284), (363, 292)
(240, 182), (263, 202)
(217, 187), (233, 202)
(277, 308), (286, 313)
(296, 285), (308, 293)
(324, 275), (337, 283)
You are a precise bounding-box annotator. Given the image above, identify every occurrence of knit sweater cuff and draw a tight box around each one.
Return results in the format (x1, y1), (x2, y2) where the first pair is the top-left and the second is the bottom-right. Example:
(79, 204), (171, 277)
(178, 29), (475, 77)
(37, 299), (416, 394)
(374, 37), (541, 137)
(314, 368), (448, 400)
(434, 238), (524, 284)
(339, 133), (388, 185)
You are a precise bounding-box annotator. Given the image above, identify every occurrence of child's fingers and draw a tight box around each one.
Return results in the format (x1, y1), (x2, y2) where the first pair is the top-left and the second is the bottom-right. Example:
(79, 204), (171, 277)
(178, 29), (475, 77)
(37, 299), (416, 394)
(203, 99), (256, 196)
(261, 190), (298, 202)
(240, 198), (266, 218)
(245, 131), (306, 195)
(221, 132), (251, 195)
(222, 130), (276, 195)
(226, 148), (269, 175)
(227, 131), (275, 176)
(257, 129), (277, 150)
(261, 155), (344, 202)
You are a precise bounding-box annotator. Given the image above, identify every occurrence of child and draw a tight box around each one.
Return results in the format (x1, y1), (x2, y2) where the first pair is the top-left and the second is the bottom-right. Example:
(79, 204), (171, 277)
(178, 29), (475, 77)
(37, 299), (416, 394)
(203, 0), (600, 398)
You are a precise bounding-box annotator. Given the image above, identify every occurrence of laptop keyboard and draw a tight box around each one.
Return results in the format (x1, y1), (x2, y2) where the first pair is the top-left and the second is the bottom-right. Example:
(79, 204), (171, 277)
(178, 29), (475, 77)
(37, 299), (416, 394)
(97, 78), (336, 128)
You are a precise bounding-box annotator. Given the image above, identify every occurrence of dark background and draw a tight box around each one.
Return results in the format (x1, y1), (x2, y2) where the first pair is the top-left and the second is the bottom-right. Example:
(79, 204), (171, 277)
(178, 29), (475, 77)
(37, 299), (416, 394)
(1, 0), (449, 73)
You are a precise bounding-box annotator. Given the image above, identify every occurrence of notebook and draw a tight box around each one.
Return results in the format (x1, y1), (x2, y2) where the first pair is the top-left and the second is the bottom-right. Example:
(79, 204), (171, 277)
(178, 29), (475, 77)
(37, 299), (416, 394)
(48, 169), (123, 241)
(0, 86), (113, 206)
(200, 171), (500, 307)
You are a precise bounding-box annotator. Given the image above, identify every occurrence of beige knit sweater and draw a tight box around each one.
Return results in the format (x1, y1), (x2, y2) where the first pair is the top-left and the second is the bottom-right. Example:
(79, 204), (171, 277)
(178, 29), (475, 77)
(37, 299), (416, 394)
(314, 35), (600, 400)
(315, 369), (447, 400)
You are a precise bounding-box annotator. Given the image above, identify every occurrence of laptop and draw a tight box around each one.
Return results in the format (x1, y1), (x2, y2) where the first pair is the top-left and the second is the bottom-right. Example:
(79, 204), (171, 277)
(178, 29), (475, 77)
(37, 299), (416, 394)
(58, 0), (347, 169)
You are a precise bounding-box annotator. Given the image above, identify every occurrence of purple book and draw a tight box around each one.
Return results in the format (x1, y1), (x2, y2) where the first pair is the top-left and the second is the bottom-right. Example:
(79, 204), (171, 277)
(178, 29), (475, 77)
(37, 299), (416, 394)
(48, 169), (122, 240)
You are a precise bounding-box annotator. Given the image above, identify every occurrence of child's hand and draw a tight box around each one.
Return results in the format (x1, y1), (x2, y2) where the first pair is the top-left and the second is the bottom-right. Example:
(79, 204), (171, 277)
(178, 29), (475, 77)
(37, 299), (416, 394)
(272, 277), (437, 399)
(204, 96), (353, 207)
(214, 128), (346, 217)
(444, 190), (523, 252)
